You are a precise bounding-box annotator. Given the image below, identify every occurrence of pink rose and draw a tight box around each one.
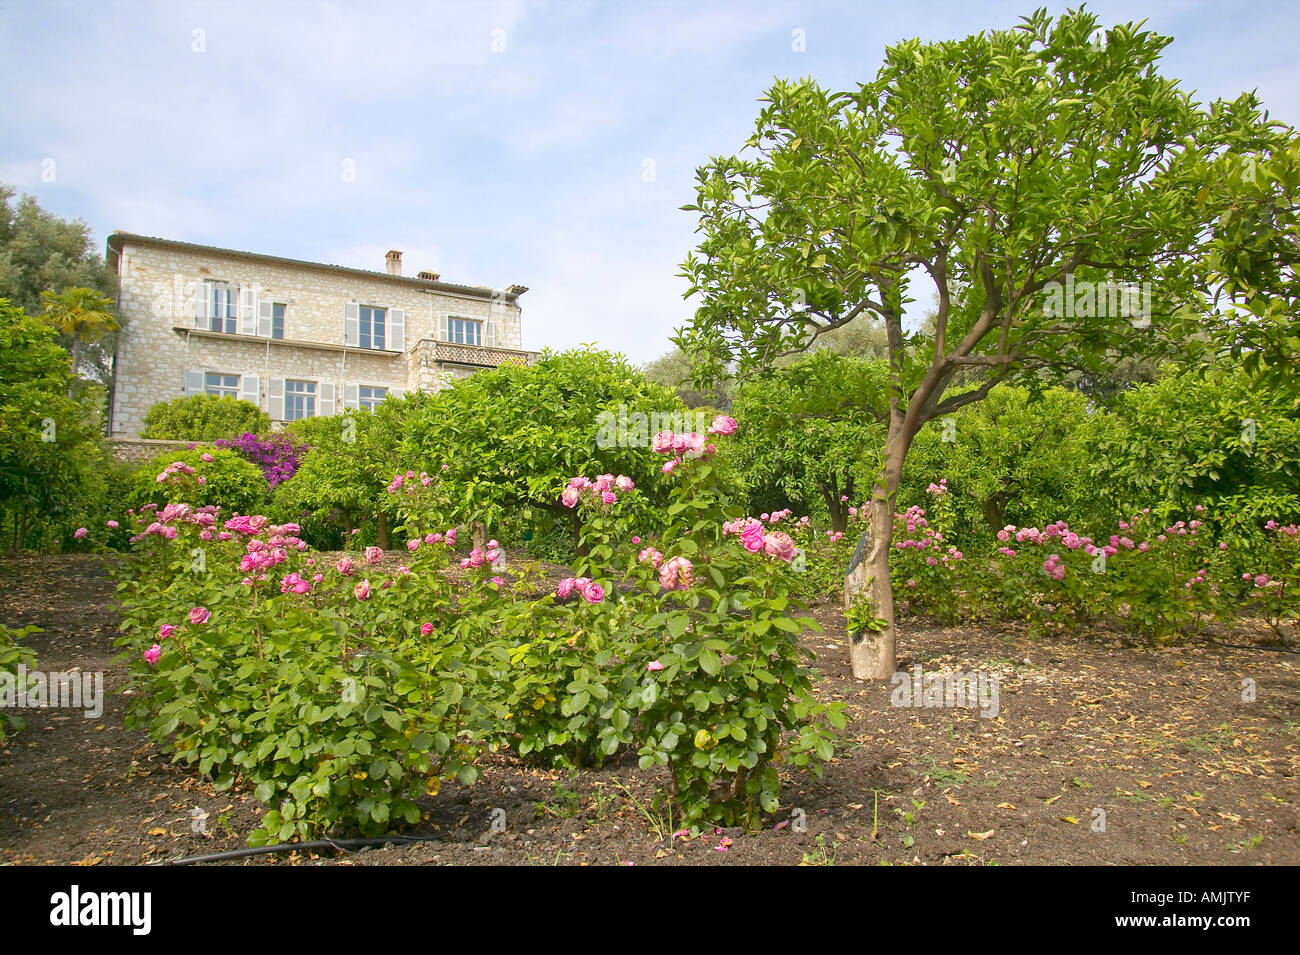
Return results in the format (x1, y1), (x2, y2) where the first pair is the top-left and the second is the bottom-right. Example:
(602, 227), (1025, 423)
(561, 487), (581, 508)
(144, 644), (162, 667)
(659, 556), (694, 591)
(582, 581), (605, 603)
(365, 546), (384, 564)
(647, 660), (665, 672)
(557, 578), (575, 600)
(280, 572), (311, 595)
(616, 475), (635, 492)
(201, 452), (214, 462)
(420, 622), (434, 636)
(336, 556), (354, 575)
(407, 539), (420, 552)
(707, 415), (737, 435)
(189, 607), (211, 625)
(602, 491), (617, 505)
(652, 431), (675, 453)
(159, 624), (178, 641)
(74, 527), (88, 539)
(739, 522), (765, 553)
(107, 520), (119, 529)
(639, 546), (663, 567)
(354, 580), (371, 600)
(762, 531), (796, 562)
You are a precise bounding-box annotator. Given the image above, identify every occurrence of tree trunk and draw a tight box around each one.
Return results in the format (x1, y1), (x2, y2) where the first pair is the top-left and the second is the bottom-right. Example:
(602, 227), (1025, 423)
(844, 429), (910, 680)
(471, 521), (487, 550)
(818, 481), (848, 534)
(829, 503), (848, 535)
(377, 511), (391, 549)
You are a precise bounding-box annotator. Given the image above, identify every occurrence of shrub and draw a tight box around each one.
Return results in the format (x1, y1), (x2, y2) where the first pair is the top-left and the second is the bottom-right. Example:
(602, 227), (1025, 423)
(141, 395), (270, 441)
(114, 515), (490, 842)
(215, 432), (305, 487)
(0, 299), (109, 553)
(114, 415), (844, 842)
(0, 623), (39, 744)
(398, 347), (688, 546)
(274, 403), (423, 548)
(126, 448), (269, 517)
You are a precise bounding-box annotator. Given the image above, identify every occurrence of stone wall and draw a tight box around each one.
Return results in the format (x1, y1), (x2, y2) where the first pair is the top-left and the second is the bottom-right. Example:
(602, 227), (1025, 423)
(106, 437), (196, 466)
(110, 239), (528, 438)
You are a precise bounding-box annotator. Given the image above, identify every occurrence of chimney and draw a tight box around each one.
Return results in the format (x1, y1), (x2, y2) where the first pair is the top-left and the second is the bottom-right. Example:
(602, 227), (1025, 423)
(418, 270), (440, 282)
(385, 250), (402, 276)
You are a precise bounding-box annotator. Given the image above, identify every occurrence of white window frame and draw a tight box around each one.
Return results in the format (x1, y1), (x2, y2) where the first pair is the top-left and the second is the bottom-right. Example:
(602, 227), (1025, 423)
(211, 283), (238, 334)
(283, 379), (317, 421)
(357, 385), (388, 411)
(447, 316), (483, 346)
(204, 372), (240, 398)
(359, 305), (386, 350)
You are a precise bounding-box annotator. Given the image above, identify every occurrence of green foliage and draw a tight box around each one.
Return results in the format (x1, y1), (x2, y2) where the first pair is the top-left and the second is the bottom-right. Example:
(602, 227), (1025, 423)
(0, 185), (118, 382)
(903, 384), (1112, 541)
(114, 524), (488, 842)
(127, 448), (268, 516)
(113, 420), (843, 841)
(0, 623), (40, 744)
(1189, 130), (1300, 396)
(731, 352), (888, 531)
(642, 346), (733, 408)
(673, 9), (1292, 673)
(0, 298), (110, 552)
(274, 398), (427, 547)
(1095, 362), (1300, 524)
(141, 394), (271, 441)
(398, 347), (687, 543)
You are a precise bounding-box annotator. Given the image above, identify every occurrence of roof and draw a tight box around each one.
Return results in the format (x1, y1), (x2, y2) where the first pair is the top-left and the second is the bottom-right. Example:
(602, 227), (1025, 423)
(106, 232), (525, 302)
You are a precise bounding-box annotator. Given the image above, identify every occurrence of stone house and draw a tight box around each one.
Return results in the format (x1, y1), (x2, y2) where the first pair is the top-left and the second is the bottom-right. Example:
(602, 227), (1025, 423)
(105, 232), (535, 438)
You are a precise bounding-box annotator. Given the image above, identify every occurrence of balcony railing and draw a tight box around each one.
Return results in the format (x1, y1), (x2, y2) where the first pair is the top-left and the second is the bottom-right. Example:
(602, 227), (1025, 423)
(426, 339), (538, 368)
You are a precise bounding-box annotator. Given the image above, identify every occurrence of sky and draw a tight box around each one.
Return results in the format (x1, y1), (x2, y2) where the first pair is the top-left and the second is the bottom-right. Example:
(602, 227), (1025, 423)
(3, 0), (1299, 365)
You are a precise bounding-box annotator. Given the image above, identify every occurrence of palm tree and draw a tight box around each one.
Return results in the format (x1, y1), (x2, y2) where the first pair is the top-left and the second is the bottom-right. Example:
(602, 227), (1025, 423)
(40, 287), (118, 382)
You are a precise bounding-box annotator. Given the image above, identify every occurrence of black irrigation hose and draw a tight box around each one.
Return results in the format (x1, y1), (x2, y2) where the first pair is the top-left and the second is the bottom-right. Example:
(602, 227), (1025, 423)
(156, 834), (445, 866)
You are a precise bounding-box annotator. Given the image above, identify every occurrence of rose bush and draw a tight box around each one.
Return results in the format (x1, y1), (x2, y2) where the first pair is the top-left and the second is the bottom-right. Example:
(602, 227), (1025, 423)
(113, 418), (847, 841)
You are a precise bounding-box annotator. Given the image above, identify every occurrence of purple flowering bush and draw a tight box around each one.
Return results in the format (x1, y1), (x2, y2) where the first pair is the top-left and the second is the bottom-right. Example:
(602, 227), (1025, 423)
(215, 432), (305, 488)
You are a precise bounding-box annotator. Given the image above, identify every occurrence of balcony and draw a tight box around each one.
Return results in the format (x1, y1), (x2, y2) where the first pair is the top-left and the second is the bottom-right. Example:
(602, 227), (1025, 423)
(425, 339), (538, 369)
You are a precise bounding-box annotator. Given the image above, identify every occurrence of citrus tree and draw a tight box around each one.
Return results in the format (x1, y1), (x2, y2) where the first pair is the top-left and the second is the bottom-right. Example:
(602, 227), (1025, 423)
(399, 347), (687, 547)
(731, 350), (888, 531)
(676, 8), (1289, 678)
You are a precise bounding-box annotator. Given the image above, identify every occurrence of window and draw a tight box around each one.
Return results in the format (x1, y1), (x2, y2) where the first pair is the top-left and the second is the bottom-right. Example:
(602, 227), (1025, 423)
(284, 380), (316, 421)
(272, 303), (286, 339)
(358, 385), (388, 411)
(209, 283), (237, 334)
(204, 372), (239, 398)
(359, 306), (386, 350)
(448, 317), (482, 346)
